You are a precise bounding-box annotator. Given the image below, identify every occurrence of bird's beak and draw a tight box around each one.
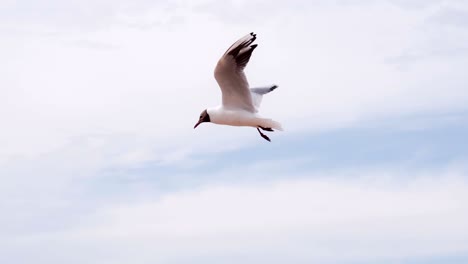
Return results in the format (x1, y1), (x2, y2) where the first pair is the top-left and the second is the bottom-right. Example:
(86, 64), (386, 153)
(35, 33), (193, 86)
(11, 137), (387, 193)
(194, 120), (202, 129)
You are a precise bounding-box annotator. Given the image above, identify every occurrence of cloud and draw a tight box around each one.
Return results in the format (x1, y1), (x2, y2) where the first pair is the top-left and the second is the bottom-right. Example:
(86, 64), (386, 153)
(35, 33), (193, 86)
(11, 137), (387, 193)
(2, 0), (468, 162)
(428, 6), (468, 29)
(1, 1), (468, 263)
(387, 0), (443, 10)
(3, 166), (468, 264)
(0, 0), (182, 32)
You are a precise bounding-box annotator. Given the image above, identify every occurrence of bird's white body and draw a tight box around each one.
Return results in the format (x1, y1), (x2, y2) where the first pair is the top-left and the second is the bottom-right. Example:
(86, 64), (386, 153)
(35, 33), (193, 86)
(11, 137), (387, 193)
(207, 106), (283, 131)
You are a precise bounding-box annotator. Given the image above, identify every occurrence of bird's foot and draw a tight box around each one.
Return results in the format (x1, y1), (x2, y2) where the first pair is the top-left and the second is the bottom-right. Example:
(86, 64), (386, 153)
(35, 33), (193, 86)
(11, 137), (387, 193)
(257, 128), (271, 142)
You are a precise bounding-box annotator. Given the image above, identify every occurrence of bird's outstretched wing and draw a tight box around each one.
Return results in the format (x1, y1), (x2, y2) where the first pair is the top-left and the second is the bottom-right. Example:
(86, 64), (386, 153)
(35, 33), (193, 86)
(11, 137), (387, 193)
(214, 32), (258, 112)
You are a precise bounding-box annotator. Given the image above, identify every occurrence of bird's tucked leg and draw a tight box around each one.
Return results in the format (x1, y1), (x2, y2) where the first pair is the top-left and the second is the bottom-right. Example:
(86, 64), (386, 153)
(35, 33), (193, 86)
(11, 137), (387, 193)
(258, 126), (274, 132)
(257, 127), (271, 142)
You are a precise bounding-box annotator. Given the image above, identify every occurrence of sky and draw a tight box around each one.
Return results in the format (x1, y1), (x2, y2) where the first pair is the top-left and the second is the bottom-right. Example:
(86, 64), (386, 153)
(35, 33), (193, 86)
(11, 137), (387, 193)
(1, 0), (468, 263)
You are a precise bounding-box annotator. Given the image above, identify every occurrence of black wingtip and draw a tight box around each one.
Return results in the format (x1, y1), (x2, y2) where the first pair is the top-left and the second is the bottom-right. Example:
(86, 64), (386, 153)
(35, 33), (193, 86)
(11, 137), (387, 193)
(270, 84), (278, 91)
(250, 32), (257, 39)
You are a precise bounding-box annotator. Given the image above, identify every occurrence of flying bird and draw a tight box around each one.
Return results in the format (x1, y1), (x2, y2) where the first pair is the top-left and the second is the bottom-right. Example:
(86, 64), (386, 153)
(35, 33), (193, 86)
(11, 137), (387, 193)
(194, 32), (282, 142)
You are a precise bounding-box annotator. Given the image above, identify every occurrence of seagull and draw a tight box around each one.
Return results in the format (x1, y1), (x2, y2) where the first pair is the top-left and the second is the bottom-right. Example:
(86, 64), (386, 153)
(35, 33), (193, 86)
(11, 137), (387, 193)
(194, 32), (283, 142)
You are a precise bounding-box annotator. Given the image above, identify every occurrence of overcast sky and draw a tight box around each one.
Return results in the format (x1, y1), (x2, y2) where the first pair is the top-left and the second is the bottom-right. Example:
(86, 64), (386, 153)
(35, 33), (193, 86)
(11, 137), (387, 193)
(1, 0), (468, 263)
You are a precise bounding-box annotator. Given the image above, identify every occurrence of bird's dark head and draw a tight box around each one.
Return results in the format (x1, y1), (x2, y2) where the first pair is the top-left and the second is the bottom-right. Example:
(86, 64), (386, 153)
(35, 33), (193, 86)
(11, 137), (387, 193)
(194, 109), (211, 129)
